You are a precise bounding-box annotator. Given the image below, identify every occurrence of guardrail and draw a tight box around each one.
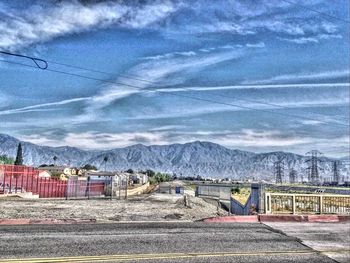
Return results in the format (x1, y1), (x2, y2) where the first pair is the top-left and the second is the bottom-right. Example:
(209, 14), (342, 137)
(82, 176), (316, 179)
(265, 193), (350, 215)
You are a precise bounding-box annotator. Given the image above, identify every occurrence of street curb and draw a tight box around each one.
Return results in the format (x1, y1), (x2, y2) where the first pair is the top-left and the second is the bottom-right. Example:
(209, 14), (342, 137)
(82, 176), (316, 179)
(202, 215), (350, 223)
(0, 219), (196, 225)
(259, 215), (308, 222)
(0, 219), (96, 225)
(203, 216), (259, 223)
(0, 219), (30, 225)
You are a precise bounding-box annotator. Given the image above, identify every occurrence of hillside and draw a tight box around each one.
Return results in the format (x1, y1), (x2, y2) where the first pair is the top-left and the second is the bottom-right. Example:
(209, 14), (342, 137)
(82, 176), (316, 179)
(0, 134), (348, 181)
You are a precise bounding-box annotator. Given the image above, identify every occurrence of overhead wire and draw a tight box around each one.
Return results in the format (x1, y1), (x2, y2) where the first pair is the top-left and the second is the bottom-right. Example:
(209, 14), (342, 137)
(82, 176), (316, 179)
(280, 0), (350, 24)
(40, 57), (350, 119)
(0, 1), (349, 129)
(0, 58), (349, 128)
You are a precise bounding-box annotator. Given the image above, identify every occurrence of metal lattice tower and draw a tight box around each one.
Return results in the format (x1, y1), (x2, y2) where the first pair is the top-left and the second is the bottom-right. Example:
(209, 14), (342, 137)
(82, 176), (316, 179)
(332, 160), (340, 184)
(274, 160), (284, 184)
(305, 150), (323, 184)
(289, 169), (297, 184)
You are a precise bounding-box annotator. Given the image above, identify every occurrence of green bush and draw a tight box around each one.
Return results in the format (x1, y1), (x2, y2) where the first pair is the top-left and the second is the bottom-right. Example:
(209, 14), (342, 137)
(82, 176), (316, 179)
(0, 155), (14, 164)
(231, 186), (241, 194)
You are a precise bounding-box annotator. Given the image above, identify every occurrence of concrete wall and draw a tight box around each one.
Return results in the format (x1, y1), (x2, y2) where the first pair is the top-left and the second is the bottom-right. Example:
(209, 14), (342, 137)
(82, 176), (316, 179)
(230, 184), (265, 215)
(196, 184), (231, 200)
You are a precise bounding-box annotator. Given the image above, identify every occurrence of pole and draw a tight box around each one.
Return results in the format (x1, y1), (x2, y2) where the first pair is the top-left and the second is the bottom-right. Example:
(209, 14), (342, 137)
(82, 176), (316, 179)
(125, 175), (128, 200)
(87, 176), (90, 200)
(110, 176), (113, 200)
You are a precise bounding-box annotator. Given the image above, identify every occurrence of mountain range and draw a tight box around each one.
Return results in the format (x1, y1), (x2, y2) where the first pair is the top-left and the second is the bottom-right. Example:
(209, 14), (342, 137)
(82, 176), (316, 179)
(0, 133), (348, 181)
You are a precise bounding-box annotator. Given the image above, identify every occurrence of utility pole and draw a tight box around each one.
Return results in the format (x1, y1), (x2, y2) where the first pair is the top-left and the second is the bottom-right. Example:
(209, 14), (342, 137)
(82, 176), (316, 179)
(274, 159), (284, 184)
(332, 160), (340, 184)
(289, 169), (297, 184)
(305, 150), (323, 184)
(125, 174), (129, 200)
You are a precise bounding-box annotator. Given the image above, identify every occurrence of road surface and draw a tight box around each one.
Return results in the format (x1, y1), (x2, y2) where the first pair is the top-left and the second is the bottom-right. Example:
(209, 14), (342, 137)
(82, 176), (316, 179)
(0, 222), (341, 262)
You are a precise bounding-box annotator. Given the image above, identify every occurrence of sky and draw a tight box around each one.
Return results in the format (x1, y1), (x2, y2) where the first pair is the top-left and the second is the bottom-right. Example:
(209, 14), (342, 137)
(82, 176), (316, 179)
(0, 0), (349, 157)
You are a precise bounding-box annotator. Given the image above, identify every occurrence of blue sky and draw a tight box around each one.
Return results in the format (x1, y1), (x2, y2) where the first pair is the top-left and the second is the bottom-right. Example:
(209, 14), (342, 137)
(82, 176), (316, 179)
(0, 0), (349, 156)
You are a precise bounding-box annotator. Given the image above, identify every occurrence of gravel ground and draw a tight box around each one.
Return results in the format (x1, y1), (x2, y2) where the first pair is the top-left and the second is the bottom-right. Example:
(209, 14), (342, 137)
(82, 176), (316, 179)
(0, 193), (227, 222)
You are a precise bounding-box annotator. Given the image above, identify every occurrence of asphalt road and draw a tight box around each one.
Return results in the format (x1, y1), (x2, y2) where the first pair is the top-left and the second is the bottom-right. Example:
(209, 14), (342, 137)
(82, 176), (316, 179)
(0, 222), (339, 263)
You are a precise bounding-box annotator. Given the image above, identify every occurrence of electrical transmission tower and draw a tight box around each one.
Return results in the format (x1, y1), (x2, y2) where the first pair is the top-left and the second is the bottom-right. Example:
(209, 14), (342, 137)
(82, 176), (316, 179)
(332, 160), (340, 184)
(274, 159), (284, 184)
(305, 150), (323, 184)
(289, 169), (297, 184)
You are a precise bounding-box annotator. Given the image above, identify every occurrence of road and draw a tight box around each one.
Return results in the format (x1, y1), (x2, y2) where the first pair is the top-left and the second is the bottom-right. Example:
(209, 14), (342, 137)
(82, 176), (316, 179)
(0, 222), (341, 263)
(264, 222), (350, 263)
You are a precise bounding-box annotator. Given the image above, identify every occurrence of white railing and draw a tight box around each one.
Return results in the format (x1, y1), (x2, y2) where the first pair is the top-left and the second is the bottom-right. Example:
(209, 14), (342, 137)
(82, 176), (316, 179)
(265, 193), (350, 215)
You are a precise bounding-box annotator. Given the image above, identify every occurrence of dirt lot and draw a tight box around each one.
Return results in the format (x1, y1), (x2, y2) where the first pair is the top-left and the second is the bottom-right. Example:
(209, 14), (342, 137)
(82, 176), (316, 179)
(0, 193), (227, 222)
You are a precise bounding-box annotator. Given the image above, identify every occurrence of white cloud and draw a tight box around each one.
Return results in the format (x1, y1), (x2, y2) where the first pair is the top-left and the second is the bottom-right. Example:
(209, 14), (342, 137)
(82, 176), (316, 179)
(0, 0), (342, 51)
(207, 129), (313, 147)
(279, 33), (342, 44)
(77, 47), (249, 123)
(242, 70), (350, 85)
(0, 97), (90, 116)
(20, 131), (169, 150)
(0, 0), (179, 51)
(154, 83), (349, 93)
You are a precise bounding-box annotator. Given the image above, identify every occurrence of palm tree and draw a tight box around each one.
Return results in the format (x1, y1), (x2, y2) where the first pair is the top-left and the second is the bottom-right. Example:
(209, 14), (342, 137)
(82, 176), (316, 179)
(103, 156), (108, 172)
(53, 156), (58, 166)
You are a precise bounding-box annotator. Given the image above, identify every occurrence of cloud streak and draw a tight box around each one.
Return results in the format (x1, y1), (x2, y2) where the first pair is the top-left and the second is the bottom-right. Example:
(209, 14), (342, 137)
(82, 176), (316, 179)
(0, 0), (179, 51)
(242, 70), (350, 84)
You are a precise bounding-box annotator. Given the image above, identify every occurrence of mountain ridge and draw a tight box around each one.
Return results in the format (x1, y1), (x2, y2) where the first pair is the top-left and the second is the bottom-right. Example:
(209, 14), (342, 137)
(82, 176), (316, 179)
(0, 133), (348, 181)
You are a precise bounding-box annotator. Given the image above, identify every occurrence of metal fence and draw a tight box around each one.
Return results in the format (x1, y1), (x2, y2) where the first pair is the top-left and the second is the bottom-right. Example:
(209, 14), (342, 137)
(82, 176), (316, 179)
(265, 192), (350, 214)
(0, 164), (67, 198)
(0, 164), (114, 199)
(66, 176), (111, 199)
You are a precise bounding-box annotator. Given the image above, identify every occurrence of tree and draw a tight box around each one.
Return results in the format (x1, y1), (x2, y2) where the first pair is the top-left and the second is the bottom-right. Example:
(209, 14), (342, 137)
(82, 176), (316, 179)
(126, 168), (134, 174)
(102, 156), (108, 171)
(0, 155), (14, 164)
(146, 169), (155, 177)
(231, 186), (240, 195)
(14, 143), (23, 165)
(82, 164), (97, 170)
(53, 156), (58, 166)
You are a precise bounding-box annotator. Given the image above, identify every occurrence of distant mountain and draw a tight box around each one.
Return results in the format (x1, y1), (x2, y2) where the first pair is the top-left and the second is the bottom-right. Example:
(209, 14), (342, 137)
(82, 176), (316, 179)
(0, 133), (348, 181)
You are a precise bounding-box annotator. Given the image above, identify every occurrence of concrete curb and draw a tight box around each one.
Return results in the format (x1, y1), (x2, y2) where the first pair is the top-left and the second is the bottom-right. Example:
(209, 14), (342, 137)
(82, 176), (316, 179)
(0, 218), (96, 225)
(1, 215), (349, 225)
(203, 215), (259, 223)
(203, 215), (350, 223)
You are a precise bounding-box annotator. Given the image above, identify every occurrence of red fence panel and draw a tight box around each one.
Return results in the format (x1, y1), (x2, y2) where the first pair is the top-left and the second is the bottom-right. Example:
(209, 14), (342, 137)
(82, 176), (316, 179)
(1, 165), (111, 199)
(0, 164), (68, 198)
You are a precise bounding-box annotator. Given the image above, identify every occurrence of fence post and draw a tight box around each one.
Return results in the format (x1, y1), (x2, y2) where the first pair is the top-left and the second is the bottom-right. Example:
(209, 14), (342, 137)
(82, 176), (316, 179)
(87, 176), (90, 200)
(2, 168), (5, 193)
(111, 176), (114, 200)
(21, 172), (24, 193)
(65, 179), (68, 200)
(292, 195), (296, 214)
(264, 193), (272, 214)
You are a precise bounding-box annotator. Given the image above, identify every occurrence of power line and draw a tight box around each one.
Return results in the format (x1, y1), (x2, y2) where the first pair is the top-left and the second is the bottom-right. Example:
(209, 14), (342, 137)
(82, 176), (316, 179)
(0, 51), (48, 69)
(11, 56), (350, 121)
(0, 58), (349, 128)
(46, 60), (157, 85)
(156, 86), (348, 120)
(280, 0), (350, 24)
